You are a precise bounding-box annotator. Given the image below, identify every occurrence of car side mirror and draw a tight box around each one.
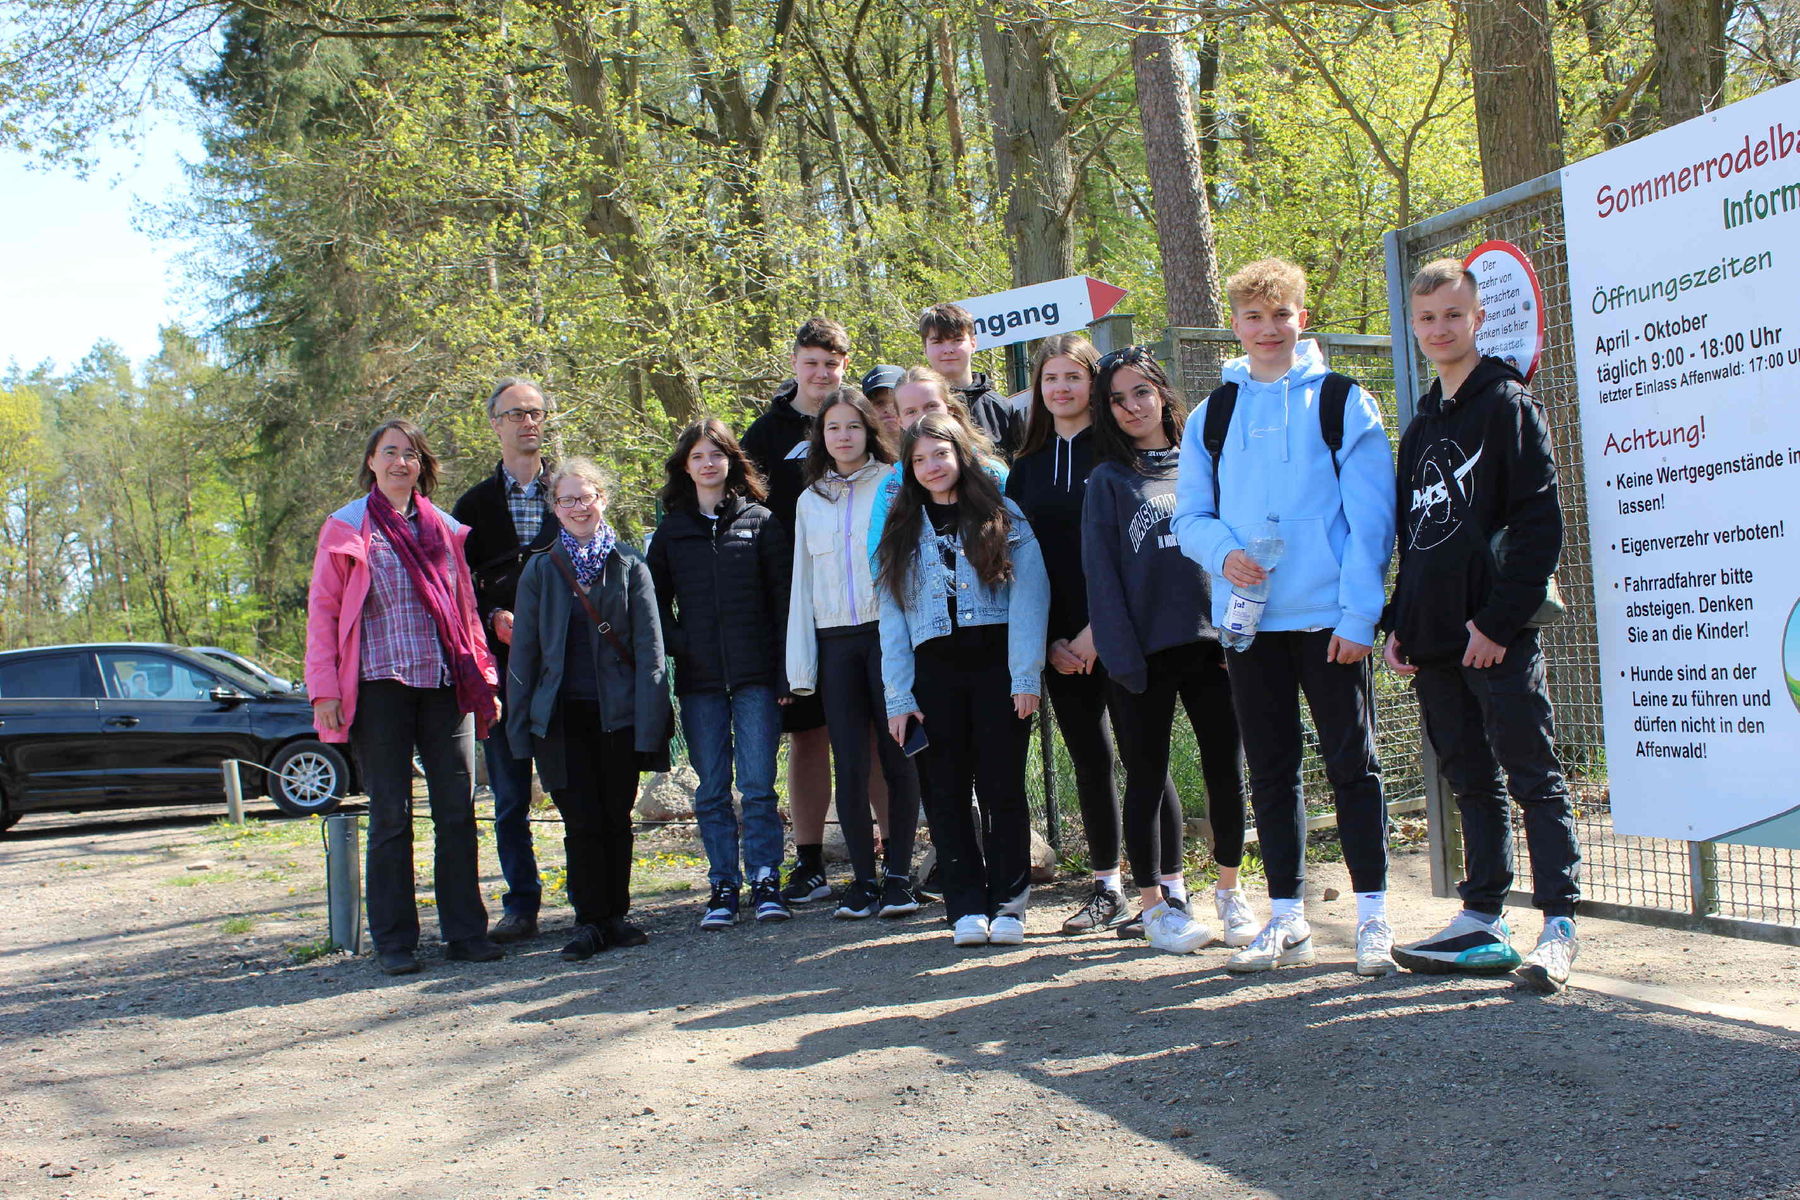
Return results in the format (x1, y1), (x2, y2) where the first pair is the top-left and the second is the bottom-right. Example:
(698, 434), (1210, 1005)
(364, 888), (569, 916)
(210, 686), (249, 706)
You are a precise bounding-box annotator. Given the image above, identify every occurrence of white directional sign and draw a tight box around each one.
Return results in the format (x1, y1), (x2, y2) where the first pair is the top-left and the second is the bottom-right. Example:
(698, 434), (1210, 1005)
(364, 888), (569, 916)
(957, 275), (1129, 351)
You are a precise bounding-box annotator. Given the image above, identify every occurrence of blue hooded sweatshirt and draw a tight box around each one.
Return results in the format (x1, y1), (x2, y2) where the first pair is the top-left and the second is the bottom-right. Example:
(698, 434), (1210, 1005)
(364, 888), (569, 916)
(1170, 339), (1395, 646)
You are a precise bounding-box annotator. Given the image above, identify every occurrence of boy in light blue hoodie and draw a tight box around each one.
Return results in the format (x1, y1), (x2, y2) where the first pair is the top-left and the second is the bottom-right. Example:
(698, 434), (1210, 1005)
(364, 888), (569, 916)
(1171, 258), (1397, 977)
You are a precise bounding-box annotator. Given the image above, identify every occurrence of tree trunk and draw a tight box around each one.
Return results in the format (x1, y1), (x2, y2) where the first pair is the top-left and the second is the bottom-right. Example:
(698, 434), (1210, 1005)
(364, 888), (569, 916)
(977, 5), (1076, 287)
(1653, 0), (1726, 125)
(1128, 5), (1221, 328)
(1465, 0), (1565, 193)
(534, 0), (701, 422)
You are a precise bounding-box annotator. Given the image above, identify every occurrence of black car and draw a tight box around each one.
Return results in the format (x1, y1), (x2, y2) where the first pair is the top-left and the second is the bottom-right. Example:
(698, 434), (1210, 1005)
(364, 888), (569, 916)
(0, 642), (353, 832)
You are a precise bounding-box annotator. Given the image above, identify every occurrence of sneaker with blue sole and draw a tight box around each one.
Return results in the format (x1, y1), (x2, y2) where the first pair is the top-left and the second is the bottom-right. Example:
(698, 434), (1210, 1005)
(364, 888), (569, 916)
(1394, 910), (1522, 974)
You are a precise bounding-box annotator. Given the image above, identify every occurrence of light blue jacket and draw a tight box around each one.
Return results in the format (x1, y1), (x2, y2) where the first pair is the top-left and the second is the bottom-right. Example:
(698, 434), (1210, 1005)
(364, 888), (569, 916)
(1170, 339), (1396, 646)
(877, 498), (1049, 718)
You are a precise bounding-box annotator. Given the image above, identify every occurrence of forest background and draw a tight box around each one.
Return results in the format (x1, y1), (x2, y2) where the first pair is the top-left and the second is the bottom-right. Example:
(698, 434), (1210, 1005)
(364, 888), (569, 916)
(0, 0), (1792, 668)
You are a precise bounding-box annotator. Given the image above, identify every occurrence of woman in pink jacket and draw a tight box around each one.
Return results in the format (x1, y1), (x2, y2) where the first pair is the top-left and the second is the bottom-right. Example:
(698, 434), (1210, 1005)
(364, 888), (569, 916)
(305, 419), (502, 976)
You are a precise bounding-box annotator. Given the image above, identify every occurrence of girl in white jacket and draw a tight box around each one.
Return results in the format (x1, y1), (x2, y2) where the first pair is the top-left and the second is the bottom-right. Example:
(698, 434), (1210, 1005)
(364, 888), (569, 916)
(787, 388), (924, 919)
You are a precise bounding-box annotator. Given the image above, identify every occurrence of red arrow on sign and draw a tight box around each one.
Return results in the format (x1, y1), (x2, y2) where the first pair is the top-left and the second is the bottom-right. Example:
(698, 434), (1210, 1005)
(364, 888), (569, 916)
(1086, 277), (1128, 320)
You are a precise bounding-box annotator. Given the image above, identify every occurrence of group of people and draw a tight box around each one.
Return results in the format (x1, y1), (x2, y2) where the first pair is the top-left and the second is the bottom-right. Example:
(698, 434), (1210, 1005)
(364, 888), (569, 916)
(303, 256), (1584, 997)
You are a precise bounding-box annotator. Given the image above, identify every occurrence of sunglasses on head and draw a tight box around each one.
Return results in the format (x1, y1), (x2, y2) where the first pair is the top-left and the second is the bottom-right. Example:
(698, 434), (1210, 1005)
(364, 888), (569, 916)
(1097, 345), (1157, 373)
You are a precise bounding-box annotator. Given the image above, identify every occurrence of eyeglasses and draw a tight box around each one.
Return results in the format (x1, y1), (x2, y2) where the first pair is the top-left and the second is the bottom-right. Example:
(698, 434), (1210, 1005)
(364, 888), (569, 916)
(378, 448), (422, 464)
(1096, 345), (1156, 373)
(555, 492), (602, 511)
(496, 407), (549, 425)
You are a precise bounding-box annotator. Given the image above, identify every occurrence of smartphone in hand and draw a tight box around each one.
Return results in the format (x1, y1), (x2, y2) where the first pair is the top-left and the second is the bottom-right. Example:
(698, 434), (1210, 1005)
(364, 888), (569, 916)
(902, 716), (929, 758)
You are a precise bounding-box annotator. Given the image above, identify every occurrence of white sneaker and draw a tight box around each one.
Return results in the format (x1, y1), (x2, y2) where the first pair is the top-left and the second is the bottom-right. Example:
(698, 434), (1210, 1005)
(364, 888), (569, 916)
(952, 914), (991, 947)
(1214, 888), (1259, 947)
(1355, 917), (1397, 977)
(987, 914), (1025, 945)
(1225, 912), (1315, 973)
(1144, 900), (1213, 954)
(1516, 916), (1579, 994)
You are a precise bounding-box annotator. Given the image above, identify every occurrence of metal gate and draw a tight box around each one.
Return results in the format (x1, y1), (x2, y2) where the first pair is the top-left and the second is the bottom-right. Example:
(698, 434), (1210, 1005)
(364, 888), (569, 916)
(1385, 174), (1800, 944)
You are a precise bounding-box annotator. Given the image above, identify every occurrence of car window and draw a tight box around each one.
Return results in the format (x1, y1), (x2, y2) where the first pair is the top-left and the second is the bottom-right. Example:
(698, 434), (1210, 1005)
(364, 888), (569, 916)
(0, 652), (101, 698)
(99, 652), (222, 702)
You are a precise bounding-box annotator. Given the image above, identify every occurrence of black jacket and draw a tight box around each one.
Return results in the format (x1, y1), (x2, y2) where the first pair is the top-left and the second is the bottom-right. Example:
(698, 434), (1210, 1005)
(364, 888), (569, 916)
(1386, 356), (1562, 663)
(739, 380), (813, 530)
(1005, 426), (1097, 642)
(646, 494), (793, 696)
(955, 372), (1025, 461)
(451, 461), (559, 670)
(1081, 447), (1216, 694)
(507, 541), (672, 785)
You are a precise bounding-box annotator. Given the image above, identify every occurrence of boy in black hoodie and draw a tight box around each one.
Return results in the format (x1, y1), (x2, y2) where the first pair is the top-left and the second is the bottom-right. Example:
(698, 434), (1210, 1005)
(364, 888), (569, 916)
(919, 302), (1025, 460)
(1383, 259), (1582, 993)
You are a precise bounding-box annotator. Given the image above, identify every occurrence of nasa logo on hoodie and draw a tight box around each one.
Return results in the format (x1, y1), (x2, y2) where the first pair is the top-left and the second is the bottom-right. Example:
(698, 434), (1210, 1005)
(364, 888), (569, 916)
(1408, 440), (1483, 550)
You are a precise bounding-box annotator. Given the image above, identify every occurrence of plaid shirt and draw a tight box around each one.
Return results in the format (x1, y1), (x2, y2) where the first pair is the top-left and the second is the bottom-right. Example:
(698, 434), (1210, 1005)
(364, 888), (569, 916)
(359, 514), (451, 688)
(502, 463), (550, 546)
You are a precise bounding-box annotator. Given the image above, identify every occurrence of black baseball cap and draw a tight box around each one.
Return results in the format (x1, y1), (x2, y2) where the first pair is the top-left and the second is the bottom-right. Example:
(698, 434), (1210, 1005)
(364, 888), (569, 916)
(860, 365), (904, 394)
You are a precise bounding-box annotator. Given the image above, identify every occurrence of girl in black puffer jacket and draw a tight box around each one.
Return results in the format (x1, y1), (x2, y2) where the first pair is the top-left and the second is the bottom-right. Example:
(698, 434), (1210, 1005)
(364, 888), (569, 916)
(647, 418), (794, 930)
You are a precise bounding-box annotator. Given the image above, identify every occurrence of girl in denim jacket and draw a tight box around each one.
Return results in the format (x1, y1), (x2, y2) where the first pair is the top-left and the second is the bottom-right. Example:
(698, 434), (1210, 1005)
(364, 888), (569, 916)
(875, 412), (1050, 948)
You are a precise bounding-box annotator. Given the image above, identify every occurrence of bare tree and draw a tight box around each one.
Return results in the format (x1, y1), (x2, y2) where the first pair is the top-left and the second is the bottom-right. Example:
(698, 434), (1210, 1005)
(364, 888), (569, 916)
(1465, 0), (1565, 192)
(1654, 0), (1728, 123)
(1128, 2), (1221, 327)
(978, 4), (1077, 286)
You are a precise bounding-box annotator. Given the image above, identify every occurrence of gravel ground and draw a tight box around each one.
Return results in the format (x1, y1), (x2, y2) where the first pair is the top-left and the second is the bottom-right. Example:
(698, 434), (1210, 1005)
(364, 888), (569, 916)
(2, 803), (1798, 1200)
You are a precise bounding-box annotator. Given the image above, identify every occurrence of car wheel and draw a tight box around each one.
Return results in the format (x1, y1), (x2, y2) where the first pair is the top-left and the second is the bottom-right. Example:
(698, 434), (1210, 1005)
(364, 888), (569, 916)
(0, 786), (18, 834)
(267, 741), (348, 817)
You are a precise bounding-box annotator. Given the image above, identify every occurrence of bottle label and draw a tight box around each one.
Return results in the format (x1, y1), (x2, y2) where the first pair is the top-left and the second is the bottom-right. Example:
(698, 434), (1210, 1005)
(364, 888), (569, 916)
(1222, 593), (1266, 636)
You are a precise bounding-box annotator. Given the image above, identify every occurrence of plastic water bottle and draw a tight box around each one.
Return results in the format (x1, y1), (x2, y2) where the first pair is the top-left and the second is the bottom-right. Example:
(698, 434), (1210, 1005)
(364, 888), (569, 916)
(1219, 515), (1284, 653)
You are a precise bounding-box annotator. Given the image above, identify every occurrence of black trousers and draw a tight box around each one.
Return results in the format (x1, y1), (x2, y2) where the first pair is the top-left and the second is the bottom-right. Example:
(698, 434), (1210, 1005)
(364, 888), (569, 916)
(818, 624), (922, 883)
(912, 636), (1033, 922)
(1411, 630), (1581, 916)
(550, 700), (641, 925)
(350, 680), (488, 952)
(1225, 630), (1388, 899)
(1043, 664), (1126, 874)
(1111, 640), (1246, 890)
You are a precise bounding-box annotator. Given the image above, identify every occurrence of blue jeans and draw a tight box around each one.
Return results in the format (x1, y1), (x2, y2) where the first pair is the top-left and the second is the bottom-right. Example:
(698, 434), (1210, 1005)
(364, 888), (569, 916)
(481, 734), (542, 919)
(679, 686), (784, 888)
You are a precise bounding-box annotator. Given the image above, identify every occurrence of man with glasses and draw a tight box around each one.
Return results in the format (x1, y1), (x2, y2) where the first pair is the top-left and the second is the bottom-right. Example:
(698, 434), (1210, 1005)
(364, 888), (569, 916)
(452, 377), (561, 943)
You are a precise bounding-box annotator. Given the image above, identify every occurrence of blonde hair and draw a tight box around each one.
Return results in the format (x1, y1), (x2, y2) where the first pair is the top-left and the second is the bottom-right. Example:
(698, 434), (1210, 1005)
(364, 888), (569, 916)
(1410, 258), (1479, 298)
(1225, 258), (1307, 312)
(548, 456), (613, 499)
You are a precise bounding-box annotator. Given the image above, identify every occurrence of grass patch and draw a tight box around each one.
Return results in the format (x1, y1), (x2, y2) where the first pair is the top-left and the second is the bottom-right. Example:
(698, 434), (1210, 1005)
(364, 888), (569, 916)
(208, 816), (320, 849)
(288, 938), (336, 964)
(166, 870), (238, 887)
(221, 915), (256, 935)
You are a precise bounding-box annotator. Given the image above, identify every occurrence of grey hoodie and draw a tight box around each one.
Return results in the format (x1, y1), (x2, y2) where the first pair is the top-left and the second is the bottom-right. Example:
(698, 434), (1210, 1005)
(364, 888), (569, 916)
(1082, 446), (1217, 694)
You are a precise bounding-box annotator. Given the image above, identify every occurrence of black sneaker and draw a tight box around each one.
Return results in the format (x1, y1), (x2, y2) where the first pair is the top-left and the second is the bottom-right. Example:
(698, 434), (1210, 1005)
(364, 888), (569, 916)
(878, 876), (921, 918)
(700, 884), (739, 929)
(751, 875), (792, 923)
(1061, 883), (1130, 934)
(560, 923), (607, 961)
(603, 916), (650, 948)
(781, 867), (832, 905)
(376, 948), (420, 975)
(915, 863), (943, 904)
(445, 936), (504, 962)
(834, 879), (882, 919)
(1114, 913), (1146, 940)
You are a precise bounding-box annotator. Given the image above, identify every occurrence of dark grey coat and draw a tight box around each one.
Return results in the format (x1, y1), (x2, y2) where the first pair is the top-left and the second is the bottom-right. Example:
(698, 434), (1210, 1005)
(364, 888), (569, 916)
(506, 540), (672, 789)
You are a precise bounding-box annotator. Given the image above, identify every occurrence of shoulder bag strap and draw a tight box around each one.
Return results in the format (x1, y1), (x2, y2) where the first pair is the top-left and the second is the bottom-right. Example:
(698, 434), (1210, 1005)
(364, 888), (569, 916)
(551, 552), (635, 669)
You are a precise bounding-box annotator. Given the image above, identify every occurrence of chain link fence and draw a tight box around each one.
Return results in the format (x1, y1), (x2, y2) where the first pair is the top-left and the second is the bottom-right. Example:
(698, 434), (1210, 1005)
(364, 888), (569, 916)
(1385, 174), (1800, 942)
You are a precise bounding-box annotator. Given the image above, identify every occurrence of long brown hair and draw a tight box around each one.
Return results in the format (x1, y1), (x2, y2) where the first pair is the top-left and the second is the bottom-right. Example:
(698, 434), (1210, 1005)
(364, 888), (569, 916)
(357, 418), (441, 497)
(1090, 346), (1188, 474)
(802, 387), (895, 494)
(876, 412), (1014, 601)
(1017, 333), (1101, 458)
(659, 417), (768, 512)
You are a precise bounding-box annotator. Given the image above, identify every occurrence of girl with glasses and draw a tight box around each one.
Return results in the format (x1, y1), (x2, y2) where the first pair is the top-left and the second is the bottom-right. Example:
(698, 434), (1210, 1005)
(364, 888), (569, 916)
(507, 458), (672, 961)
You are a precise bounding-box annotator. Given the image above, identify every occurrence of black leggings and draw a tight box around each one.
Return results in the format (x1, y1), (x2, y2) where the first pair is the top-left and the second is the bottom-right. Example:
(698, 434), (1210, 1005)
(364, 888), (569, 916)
(912, 634), (1033, 922)
(1110, 640), (1246, 891)
(1043, 664), (1125, 873)
(549, 702), (640, 925)
(818, 623), (921, 882)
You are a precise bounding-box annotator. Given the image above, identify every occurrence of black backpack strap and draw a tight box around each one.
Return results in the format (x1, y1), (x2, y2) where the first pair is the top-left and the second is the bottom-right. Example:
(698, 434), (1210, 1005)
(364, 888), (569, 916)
(1201, 382), (1238, 512)
(1318, 372), (1355, 478)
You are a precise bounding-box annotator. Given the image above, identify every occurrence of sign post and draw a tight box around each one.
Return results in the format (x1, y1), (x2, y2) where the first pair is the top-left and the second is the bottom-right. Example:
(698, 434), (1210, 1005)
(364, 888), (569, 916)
(1563, 79), (1800, 848)
(957, 275), (1129, 351)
